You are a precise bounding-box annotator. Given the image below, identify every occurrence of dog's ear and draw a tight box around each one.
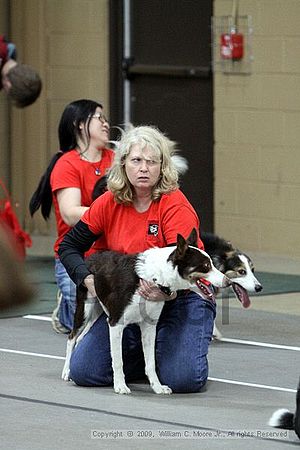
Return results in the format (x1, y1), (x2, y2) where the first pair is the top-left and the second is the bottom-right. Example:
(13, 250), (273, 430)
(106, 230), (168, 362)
(224, 250), (235, 260)
(187, 228), (198, 247)
(175, 233), (189, 259)
(212, 255), (225, 272)
(226, 240), (234, 250)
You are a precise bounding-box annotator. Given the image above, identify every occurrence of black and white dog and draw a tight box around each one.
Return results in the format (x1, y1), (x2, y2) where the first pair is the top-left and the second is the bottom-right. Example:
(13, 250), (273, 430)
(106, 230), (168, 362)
(268, 378), (300, 439)
(62, 229), (230, 394)
(201, 232), (263, 339)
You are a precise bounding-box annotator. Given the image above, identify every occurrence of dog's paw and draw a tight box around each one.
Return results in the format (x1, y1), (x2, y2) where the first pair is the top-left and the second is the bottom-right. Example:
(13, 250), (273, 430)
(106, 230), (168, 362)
(152, 384), (172, 395)
(61, 369), (70, 381)
(212, 324), (222, 341)
(114, 383), (131, 394)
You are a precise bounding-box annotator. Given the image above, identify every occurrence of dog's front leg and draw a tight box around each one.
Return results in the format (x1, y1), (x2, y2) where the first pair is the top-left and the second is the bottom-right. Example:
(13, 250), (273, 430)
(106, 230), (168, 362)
(109, 324), (131, 394)
(140, 322), (172, 395)
(212, 322), (223, 340)
(61, 336), (76, 381)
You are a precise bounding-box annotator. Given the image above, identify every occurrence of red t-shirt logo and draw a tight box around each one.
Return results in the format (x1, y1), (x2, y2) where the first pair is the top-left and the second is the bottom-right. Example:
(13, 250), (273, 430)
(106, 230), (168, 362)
(148, 223), (159, 236)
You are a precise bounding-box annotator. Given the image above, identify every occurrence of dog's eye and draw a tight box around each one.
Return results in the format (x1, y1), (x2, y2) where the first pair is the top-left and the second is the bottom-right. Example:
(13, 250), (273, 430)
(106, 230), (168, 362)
(238, 269), (246, 275)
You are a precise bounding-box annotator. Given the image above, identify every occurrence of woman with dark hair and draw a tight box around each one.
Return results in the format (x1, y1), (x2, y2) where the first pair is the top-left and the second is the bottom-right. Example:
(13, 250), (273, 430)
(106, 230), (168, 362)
(30, 99), (114, 332)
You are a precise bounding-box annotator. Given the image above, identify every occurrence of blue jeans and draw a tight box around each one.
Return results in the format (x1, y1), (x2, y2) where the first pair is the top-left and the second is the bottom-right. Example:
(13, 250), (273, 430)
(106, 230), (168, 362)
(55, 258), (76, 330)
(69, 290), (216, 393)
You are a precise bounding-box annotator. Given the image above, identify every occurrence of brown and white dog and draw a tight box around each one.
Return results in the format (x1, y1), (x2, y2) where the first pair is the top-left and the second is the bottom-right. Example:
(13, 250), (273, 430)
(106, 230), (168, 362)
(62, 229), (230, 394)
(201, 232), (263, 339)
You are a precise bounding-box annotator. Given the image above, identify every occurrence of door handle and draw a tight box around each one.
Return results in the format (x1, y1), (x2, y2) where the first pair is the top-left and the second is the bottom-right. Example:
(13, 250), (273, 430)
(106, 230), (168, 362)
(123, 58), (211, 79)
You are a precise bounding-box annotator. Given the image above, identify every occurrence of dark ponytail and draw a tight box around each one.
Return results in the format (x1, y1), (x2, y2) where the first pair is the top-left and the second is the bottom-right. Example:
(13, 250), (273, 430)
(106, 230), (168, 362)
(29, 99), (103, 220)
(29, 152), (63, 220)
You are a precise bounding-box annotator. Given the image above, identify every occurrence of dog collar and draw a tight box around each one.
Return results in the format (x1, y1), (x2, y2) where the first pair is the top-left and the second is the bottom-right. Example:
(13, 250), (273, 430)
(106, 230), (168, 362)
(156, 283), (173, 296)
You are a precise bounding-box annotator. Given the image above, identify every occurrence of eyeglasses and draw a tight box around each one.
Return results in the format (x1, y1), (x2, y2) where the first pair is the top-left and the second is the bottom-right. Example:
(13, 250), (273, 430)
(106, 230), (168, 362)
(128, 157), (161, 167)
(91, 113), (109, 124)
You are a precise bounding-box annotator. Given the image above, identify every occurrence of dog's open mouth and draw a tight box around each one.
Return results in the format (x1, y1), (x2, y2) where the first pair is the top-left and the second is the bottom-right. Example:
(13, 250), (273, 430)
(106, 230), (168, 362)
(231, 282), (251, 308)
(196, 278), (214, 300)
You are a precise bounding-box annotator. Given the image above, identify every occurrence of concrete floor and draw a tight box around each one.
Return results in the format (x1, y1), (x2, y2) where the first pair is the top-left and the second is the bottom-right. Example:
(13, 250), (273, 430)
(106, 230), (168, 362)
(1, 243), (300, 449)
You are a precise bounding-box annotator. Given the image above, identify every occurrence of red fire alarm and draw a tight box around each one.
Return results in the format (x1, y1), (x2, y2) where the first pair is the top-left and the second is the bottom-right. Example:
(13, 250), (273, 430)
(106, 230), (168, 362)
(220, 0), (244, 61)
(220, 30), (244, 60)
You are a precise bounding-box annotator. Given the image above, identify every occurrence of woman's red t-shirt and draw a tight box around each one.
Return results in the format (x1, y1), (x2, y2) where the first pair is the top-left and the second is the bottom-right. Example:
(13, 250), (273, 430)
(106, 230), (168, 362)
(50, 148), (114, 255)
(81, 189), (204, 254)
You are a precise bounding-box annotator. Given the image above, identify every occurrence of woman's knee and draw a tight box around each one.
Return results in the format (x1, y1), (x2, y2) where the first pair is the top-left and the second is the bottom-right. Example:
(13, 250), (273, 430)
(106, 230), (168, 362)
(156, 295), (214, 393)
(158, 359), (209, 393)
(69, 355), (113, 387)
(68, 317), (113, 387)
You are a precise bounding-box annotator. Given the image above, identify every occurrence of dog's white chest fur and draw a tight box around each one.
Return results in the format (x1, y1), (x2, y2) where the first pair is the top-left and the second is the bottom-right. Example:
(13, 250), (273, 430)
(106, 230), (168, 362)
(119, 247), (177, 326)
(122, 293), (165, 325)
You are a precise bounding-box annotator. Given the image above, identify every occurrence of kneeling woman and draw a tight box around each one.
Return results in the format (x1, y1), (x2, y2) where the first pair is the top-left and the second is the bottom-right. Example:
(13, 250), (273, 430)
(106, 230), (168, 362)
(58, 125), (216, 393)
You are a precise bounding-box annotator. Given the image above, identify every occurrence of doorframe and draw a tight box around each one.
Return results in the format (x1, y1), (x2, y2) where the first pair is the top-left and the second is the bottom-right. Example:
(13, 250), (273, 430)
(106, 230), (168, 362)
(109, 0), (124, 133)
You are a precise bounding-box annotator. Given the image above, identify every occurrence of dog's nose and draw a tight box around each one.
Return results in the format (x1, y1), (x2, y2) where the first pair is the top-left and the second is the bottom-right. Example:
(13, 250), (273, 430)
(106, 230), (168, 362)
(255, 284), (263, 292)
(223, 276), (231, 288)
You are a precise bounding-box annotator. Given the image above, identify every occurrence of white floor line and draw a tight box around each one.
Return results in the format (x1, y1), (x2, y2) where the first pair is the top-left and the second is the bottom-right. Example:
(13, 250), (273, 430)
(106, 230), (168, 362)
(0, 348), (65, 360)
(21, 316), (300, 346)
(219, 337), (300, 352)
(0, 347), (297, 393)
(22, 316), (300, 351)
(208, 377), (297, 393)
(23, 315), (52, 321)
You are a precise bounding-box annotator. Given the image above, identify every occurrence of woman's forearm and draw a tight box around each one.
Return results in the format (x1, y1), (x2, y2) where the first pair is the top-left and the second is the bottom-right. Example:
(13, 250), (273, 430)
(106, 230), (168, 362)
(58, 220), (98, 286)
(61, 206), (89, 227)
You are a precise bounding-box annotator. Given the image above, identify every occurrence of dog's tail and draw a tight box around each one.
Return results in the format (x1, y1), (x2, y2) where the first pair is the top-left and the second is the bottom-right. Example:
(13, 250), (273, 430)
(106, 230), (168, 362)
(268, 409), (294, 430)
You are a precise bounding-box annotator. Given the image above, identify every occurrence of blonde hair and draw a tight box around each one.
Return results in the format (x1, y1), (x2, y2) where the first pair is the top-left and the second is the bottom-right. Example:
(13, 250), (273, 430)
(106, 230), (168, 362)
(108, 125), (180, 203)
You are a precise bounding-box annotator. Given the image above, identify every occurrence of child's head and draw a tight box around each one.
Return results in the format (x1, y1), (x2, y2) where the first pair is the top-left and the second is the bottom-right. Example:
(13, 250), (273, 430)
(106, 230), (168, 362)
(4, 63), (42, 107)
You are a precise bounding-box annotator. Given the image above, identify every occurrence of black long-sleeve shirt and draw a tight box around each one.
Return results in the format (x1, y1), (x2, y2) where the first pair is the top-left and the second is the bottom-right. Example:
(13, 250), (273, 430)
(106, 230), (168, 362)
(58, 220), (99, 286)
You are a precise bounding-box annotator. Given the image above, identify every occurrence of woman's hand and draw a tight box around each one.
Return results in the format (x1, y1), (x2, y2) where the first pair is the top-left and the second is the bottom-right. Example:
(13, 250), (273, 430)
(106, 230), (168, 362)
(83, 274), (97, 298)
(138, 279), (177, 302)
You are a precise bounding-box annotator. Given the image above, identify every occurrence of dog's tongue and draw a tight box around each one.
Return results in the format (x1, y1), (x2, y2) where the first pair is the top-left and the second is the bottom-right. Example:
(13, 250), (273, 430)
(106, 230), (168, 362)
(196, 279), (214, 301)
(232, 282), (251, 308)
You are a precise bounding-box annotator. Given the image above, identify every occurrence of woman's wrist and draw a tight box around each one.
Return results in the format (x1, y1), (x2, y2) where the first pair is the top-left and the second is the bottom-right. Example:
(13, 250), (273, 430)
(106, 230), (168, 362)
(83, 274), (97, 298)
(84, 274), (94, 286)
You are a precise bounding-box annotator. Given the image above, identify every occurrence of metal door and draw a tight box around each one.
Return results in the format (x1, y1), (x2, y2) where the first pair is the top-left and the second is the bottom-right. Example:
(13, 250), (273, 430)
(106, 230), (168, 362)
(110, 0), (214, 230)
